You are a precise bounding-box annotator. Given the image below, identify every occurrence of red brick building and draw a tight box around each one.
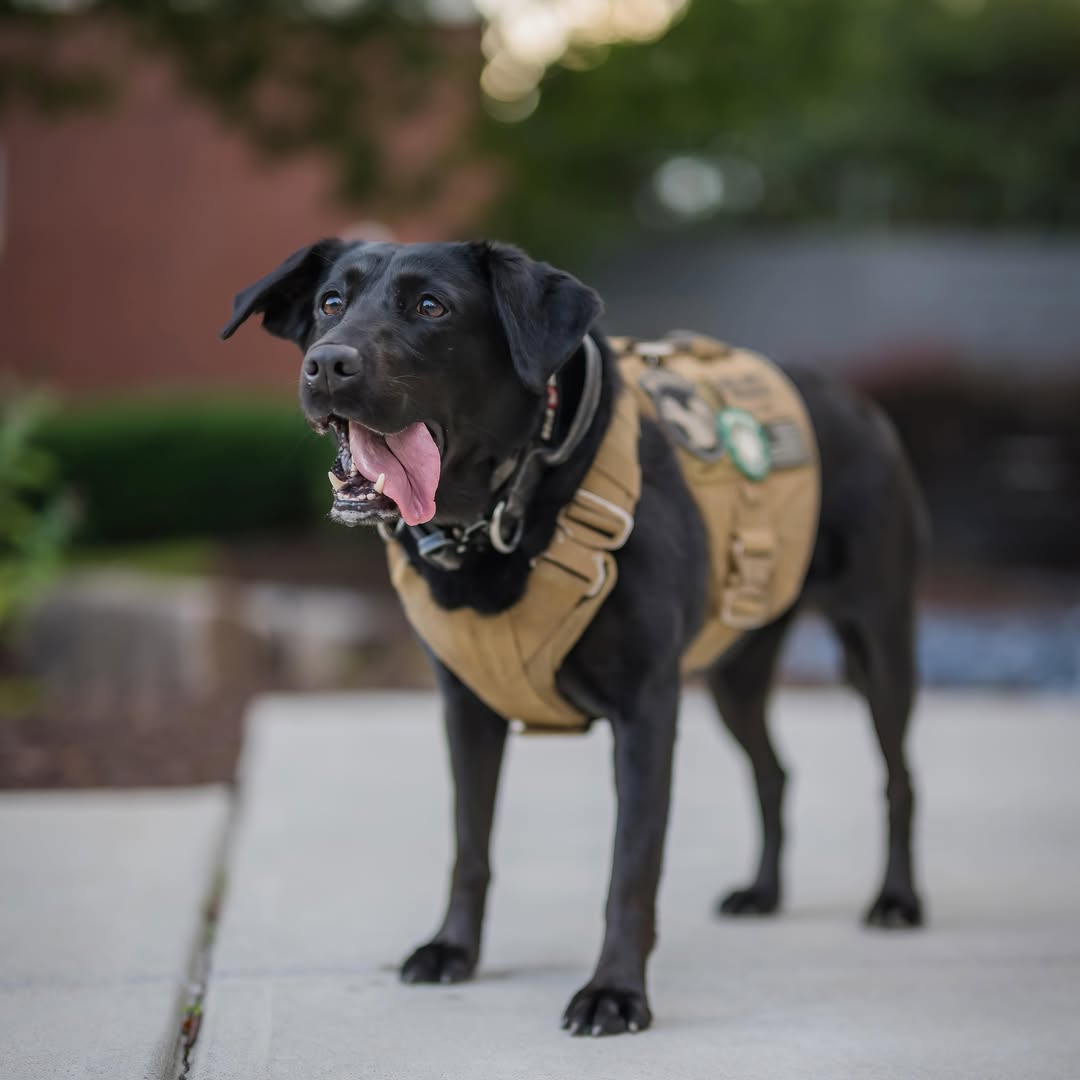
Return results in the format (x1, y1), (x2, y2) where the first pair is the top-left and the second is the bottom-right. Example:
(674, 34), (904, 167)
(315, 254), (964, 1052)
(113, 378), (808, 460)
(1, 22), (493, 399)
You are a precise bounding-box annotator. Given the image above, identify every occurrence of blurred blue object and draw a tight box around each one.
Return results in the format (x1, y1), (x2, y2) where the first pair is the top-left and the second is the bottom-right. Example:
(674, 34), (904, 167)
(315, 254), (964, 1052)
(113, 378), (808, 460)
(784, 609), (1080, 691)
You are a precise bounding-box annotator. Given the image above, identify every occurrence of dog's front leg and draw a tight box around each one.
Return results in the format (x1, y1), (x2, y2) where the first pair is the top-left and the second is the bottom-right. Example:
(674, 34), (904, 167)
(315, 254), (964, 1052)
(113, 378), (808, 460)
(562, 671), (679, 1036)
(401, 664), (507, 984)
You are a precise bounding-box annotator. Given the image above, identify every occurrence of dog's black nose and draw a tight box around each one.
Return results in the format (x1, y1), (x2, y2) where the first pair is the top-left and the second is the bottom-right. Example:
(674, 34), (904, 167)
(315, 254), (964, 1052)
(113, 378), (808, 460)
(303, 343), (361, 391)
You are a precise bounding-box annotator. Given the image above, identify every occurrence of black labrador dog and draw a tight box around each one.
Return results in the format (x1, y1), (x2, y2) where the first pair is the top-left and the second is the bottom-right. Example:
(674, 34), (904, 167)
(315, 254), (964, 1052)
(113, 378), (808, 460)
(222, 238), (925, 1036)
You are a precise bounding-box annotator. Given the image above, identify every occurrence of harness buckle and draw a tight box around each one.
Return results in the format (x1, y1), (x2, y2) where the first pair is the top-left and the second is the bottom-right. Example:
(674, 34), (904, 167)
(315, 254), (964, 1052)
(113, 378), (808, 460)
(565, 489), (635, 550)
(720, 529), (776, 629)
(415, 527), (466, 571)
(720, 586), (771, 629)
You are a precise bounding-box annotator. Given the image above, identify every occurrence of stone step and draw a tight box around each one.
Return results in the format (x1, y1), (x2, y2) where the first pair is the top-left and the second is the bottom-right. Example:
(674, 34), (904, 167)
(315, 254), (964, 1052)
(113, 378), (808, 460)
(21, 570), (388, 714)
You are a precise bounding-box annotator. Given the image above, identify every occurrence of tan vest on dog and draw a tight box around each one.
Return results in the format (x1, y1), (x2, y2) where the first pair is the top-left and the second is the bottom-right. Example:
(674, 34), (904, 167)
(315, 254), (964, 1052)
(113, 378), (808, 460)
(386, 334), (820, 731)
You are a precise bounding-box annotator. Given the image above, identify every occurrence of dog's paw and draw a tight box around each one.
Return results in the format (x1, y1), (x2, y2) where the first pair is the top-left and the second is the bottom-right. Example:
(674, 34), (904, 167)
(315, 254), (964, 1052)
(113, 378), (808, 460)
(716, 884), (780, 916)
(561, 983), (652, 1037)
(864, 887), (923, 929)
(400, 941), (475, 984)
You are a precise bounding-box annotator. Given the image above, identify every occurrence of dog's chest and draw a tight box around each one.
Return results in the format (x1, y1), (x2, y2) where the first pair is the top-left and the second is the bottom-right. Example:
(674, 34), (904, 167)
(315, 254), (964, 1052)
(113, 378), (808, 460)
(387, 334), (820, 731)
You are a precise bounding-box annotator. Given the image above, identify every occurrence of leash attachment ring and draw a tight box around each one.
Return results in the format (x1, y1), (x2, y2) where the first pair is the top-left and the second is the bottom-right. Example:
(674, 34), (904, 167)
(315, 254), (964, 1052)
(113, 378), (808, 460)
(489, 500), (525, 554)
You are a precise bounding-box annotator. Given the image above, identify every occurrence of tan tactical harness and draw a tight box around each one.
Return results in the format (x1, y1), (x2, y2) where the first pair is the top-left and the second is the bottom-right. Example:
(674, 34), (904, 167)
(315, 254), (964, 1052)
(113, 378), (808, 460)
(386, 333), (820, 732)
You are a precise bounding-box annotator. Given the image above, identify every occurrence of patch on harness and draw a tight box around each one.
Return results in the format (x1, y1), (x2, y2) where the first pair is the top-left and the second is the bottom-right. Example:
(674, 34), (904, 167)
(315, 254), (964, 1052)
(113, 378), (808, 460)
(764, 419), (814, 471)
(717, 407), (772, 481)
(637, 367), (725, 462)
(636, 367), (812, 477)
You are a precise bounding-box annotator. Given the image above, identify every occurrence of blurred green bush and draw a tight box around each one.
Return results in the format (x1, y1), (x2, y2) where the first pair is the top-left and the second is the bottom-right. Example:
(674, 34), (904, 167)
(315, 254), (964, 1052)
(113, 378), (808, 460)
(1, 394), (75, 632)
(37, 399), (335, 545)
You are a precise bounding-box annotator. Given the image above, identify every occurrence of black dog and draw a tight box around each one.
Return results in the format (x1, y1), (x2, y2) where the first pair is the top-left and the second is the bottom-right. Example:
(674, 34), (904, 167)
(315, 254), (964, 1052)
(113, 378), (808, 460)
(222, 239), (925, 1036)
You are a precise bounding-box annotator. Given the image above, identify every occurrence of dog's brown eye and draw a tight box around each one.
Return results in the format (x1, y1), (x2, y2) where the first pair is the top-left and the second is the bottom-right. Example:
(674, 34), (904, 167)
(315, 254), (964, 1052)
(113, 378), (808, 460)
(320, 291), (344, 317)
(416, 295), (448, 319)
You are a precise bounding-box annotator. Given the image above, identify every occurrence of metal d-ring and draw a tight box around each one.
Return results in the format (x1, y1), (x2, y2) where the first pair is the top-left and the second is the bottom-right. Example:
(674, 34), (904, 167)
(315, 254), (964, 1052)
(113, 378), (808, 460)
(489, 500), (525, 554)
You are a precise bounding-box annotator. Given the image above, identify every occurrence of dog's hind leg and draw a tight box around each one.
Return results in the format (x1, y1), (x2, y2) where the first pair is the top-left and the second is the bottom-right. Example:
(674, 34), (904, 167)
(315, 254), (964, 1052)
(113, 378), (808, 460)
(401, 663), (508, 983)
(708, 611), (796, 917)
(831, 605), (924, 928)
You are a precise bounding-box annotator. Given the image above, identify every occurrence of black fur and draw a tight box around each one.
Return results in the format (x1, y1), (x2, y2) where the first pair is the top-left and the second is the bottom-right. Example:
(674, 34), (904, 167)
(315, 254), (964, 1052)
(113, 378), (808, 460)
(223, 239), (926, 1036)
(221, 238), (347, 344)
(483, 240), (605, 393)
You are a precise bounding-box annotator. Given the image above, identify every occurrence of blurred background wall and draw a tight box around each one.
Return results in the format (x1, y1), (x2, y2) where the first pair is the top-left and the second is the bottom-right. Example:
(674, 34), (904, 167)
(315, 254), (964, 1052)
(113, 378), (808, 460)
(1, 0), (1077, 787)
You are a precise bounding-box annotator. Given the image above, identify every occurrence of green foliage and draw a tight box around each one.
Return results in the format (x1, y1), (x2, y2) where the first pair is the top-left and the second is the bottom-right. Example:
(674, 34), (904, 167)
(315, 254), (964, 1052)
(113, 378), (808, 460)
(481, 0), (1080, 258)
(71, 539), (217, 578)
(0, 0), (460, 207)
(0, 395), (75, 632)
(35, 398), (337, 545)
(3, 0), (1078, 257)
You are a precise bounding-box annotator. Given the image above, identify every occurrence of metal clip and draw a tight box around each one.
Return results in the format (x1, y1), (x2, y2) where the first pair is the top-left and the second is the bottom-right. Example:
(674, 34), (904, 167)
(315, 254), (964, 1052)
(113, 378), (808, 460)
(415, 527), (465, 571)
(489, 500), (525, 554)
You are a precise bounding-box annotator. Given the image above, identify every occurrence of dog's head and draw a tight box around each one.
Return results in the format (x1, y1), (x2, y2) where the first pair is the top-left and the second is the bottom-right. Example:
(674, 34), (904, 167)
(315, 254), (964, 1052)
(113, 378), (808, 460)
(222, 240), (602, 528)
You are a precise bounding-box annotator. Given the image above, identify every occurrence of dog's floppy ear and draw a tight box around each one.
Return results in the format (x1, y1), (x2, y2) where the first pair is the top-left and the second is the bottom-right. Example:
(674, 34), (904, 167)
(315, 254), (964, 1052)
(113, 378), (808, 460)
(480, 241), (603, 393)
(220, 238), (348, 345)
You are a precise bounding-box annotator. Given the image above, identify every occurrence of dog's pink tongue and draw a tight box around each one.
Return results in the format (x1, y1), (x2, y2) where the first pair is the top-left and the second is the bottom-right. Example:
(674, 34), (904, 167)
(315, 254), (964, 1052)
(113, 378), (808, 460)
(349, 421), (440, 526)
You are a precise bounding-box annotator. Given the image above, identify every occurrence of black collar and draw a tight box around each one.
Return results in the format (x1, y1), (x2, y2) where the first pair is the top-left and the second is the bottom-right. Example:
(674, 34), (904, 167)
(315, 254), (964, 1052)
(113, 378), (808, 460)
(384, 335), (603, 572)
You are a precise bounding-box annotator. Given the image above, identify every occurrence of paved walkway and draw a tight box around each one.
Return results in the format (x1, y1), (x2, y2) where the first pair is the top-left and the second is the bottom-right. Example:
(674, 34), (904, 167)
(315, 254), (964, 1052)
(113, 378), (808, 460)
(0, 788), (227, 1079)
(2, 690), (1079, 1079)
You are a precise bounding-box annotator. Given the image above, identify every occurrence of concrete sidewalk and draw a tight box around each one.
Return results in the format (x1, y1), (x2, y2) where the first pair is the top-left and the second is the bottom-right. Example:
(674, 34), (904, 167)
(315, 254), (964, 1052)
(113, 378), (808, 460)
(190, 690), (1080, 1080)
(2, 691), (1077, 1079)
(0, 787), (227, 1080)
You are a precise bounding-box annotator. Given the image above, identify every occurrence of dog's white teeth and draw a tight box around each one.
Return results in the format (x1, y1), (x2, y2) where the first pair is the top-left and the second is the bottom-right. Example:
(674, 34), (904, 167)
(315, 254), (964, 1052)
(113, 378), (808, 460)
(328, 470), (385, 502)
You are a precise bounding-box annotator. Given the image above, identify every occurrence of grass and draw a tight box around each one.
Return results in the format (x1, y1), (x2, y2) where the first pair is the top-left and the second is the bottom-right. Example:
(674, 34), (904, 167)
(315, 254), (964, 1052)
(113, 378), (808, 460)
(71, 539), (219, 578)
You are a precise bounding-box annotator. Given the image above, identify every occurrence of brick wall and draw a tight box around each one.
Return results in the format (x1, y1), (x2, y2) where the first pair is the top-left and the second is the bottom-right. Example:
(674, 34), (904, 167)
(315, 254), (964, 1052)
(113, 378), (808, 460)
(0, 23), (492, 399)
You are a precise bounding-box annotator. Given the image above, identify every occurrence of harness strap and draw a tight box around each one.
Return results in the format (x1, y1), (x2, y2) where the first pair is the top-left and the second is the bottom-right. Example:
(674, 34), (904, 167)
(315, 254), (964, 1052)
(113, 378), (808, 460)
(387, 385), (642, 732)
(722, 523), (777, 628)
(403, 335), (605, 570)
(617, 334), (819, 673)
(386, 331), (820, 732)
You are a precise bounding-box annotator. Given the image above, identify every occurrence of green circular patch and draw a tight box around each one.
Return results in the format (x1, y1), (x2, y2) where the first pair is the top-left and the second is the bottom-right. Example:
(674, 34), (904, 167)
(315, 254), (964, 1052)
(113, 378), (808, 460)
(717, 408), (772, 481)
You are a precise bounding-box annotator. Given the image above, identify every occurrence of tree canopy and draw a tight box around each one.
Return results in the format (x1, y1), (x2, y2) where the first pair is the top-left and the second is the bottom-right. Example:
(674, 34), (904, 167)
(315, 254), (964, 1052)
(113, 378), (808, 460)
(485, 0), (1080, 255)
(3, 0), (1079, 258)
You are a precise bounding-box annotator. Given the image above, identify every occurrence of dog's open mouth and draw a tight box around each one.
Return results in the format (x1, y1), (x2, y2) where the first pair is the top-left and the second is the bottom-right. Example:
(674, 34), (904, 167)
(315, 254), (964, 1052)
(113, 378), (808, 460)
(322, 416), (441, 528)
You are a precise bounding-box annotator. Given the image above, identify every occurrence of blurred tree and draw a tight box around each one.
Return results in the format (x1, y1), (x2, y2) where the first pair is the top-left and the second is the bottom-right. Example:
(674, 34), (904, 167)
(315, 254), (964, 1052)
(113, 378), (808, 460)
(2, 0), (1079, 256)
(482, 0), (1080, 255)
(0, 0), (476, 212)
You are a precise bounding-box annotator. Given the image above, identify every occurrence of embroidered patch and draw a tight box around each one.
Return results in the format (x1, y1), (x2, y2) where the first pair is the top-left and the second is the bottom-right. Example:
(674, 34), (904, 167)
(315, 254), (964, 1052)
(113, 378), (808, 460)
(764, 419), (813, 471)
(637, 368), (726, 462)
(717, 408), (772, 481)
